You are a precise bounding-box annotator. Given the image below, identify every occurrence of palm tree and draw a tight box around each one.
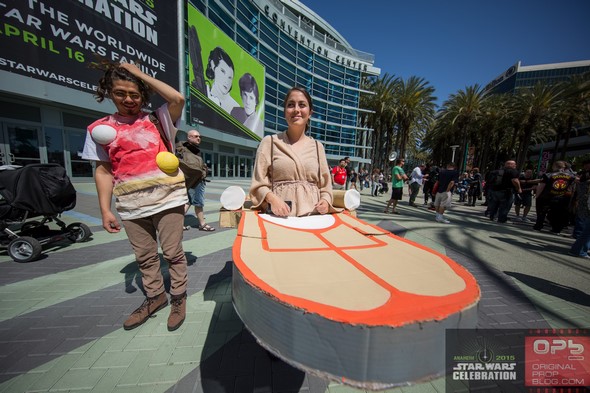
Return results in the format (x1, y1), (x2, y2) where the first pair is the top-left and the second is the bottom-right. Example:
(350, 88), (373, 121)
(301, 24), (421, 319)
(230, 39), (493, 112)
(511, 82), (560, 169)
(437, 85), (487, 171)
(421, 111), (451, 164)
(392, 76), (436, 160)
(549, 74), (590, 162)
(359, 74), (399, 170)
(475, 93), (511, 172)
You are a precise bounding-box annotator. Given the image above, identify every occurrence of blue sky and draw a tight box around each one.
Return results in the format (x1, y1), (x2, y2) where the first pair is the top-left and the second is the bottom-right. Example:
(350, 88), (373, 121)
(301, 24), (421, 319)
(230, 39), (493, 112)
(300, 0), (590, 106)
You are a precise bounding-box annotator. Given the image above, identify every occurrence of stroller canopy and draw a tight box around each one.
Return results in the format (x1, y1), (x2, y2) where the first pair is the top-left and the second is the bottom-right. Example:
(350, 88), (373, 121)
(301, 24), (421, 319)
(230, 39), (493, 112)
(0, 164), (76, 220)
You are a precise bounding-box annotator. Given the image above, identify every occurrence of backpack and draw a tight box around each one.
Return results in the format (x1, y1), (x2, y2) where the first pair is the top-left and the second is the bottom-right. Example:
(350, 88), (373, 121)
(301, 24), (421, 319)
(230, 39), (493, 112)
(175, 144), (207, 189)
(490, 169), (504, 188)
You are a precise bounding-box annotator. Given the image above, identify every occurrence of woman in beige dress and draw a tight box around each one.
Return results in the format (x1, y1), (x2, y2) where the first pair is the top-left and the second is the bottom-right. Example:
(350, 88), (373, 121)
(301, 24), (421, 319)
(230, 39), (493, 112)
(250, 87), (334, 217)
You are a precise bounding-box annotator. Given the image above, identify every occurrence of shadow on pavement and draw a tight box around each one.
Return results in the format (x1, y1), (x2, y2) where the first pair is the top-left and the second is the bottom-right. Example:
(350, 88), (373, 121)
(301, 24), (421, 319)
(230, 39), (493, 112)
(505, 271), (590, 306)
(169, 261), (313, 392)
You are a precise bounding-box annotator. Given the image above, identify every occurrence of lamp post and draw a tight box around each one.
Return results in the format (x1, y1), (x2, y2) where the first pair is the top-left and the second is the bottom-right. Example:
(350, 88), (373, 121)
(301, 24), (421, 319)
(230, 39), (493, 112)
(450, 145), (460, 163)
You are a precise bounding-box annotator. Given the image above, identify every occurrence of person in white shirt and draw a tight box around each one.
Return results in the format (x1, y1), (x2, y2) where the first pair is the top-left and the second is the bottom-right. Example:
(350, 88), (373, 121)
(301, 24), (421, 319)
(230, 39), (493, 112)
(408, 164), (427, 207)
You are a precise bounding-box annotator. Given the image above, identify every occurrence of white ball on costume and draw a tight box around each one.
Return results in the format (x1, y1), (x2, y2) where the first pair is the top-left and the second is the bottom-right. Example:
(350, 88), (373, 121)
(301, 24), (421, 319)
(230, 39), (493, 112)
(344, 189), (361, 210)
(220, 186), (246, 210)
(156, 152), (179, 174)
(91, 124), (117, 145)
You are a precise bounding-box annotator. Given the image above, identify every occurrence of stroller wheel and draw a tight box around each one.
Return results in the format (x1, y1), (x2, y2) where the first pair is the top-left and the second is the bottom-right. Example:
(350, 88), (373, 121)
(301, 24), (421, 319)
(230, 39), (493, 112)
(8, 236), (42, 262)
(66, 223), (92, 242)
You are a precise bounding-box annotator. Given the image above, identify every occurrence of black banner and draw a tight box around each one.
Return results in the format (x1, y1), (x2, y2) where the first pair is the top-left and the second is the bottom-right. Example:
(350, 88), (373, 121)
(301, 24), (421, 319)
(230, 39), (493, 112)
(0, 0), (179, 95)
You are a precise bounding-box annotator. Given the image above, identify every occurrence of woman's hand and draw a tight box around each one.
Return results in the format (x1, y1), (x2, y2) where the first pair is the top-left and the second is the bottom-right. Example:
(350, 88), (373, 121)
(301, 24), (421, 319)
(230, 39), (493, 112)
(266, 192), (291, 217)
(270, 200), (291, 217)
(315, 199), (329, 215)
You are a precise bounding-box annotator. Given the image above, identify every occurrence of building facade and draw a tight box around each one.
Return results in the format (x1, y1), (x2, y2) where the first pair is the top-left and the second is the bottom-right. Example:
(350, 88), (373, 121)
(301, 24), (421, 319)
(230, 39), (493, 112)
(0, 0), (378, 180)
(484, 60), (590, 95)
(483, 60), (590, 168)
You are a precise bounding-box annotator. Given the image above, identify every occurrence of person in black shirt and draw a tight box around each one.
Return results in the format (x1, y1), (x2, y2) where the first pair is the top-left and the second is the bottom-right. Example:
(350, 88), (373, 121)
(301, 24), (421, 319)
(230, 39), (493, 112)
(488, 160), (522, 223)
(467, 167), (482, 207)
(514, 168), (539, 222)
(533, 160), (575, 235)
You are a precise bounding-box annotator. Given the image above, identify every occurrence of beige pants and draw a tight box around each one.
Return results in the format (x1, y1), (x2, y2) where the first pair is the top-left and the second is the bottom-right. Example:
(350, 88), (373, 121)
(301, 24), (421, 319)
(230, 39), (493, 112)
(122, 205), (188, 297)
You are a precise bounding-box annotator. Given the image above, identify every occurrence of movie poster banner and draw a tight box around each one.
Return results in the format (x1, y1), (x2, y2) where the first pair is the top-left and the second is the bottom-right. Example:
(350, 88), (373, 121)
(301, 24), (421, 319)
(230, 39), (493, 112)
(446, 329), (589, 393)
(188, 4), (264, 141)
(0, 1), (179, 97)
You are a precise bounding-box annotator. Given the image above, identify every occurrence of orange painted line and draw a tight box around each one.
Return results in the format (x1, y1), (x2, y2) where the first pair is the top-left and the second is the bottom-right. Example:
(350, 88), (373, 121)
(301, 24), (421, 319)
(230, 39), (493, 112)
(233, 212), (480, 327)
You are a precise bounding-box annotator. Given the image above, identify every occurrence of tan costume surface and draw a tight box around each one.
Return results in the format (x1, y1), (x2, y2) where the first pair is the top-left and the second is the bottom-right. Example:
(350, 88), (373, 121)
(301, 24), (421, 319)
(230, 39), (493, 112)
(250, 132), (335, 216)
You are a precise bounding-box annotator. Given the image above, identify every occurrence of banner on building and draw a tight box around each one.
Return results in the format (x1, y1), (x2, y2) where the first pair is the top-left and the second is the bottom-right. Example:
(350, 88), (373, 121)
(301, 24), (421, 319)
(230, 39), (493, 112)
(188, 5), (265, 141)
(0, 1), (179, 101)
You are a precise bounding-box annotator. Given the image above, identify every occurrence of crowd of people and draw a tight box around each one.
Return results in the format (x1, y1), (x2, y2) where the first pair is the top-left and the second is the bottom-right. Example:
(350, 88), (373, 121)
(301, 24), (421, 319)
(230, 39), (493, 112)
(328, 154), (584, 258)
(351, 158), (584, 258)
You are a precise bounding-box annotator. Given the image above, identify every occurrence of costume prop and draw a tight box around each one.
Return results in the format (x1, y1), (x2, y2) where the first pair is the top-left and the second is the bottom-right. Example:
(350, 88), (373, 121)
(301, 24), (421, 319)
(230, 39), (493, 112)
(220, 187), (480, 389)
(90, 124), (117, 145)
(155, 152), (179, 174)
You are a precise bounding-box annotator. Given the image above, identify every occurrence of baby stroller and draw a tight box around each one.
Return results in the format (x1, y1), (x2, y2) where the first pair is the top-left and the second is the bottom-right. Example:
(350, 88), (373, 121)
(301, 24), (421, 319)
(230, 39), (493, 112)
(0, 164), (92, 262)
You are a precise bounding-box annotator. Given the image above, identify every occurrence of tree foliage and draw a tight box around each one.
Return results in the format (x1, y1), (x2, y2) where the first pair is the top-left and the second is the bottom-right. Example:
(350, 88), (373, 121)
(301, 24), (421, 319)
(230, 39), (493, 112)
(361, 71), (590, 174)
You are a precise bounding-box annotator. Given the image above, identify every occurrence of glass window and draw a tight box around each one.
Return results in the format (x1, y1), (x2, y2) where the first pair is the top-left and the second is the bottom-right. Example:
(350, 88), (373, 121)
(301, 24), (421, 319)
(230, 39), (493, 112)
(342, 110), (357, 126)
(265, 113), (277, 128)
(345, 69), (360, 88)
(277, 84), (290, 101)
(266, 81), (278, 102)
(218, 0), (234, 14)
(297, 47), (313, 71)
(45, 127), (64, 166)
(330, 63), (345, 80)
(237, 4), (257, 34)
(313, 101), (326, 122)
(279, 42), (297, 64)
(190, 0), (206, 14)
(314, 61), (329, 79)
(279, 59), (296, 86)
(236, 26), (257, 57)
(209, 2), (234, 38)
(314, 79), (328, 100)
(260, 18), (278, 46)
(259, 46), (278, 78)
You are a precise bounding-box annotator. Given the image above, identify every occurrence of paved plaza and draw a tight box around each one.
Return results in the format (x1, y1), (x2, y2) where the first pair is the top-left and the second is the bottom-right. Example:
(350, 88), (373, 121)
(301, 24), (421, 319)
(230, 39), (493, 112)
(0, 179), (588, 393)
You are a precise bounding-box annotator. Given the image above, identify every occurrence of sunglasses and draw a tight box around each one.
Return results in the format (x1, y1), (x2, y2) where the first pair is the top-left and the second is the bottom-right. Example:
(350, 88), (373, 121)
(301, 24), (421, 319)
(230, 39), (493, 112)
(112, 90), (142, 101)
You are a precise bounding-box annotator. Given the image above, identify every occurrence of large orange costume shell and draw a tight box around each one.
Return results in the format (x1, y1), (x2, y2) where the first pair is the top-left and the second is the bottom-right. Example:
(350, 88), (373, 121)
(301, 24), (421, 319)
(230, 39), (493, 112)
(232, 210), (480, 389)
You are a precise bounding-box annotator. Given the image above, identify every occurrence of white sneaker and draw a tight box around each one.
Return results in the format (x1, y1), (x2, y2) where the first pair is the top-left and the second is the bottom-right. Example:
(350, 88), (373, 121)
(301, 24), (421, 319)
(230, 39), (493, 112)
(436, 217), (451, 224)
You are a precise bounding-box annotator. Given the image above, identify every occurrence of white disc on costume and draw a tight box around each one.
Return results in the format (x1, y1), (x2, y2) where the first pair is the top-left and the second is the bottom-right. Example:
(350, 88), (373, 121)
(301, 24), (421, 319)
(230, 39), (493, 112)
(259, 214), (335, 229)
(344, 189), (361, 210)
(221, 186), (246, 210)
(91, 124), (117, 145)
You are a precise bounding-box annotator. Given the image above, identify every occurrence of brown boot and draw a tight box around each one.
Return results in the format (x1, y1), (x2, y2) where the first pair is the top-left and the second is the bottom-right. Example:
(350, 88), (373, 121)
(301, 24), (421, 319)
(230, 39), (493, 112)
(167, 292), (187, 331)
(123, 292), (168, 330)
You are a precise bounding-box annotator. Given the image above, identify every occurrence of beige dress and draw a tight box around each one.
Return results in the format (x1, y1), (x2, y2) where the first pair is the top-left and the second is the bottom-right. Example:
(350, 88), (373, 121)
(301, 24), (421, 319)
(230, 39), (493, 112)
(250, 132), (335, 216)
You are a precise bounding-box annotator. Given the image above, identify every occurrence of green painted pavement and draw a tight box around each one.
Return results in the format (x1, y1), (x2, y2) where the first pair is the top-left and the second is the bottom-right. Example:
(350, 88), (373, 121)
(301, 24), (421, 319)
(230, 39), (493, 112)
(0, 229), (237, 322)
(0, 278), (241, 393)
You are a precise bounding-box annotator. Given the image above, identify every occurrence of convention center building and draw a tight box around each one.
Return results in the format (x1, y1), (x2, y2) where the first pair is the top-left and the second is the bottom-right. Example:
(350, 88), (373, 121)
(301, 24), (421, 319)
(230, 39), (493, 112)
(0, 0), (379, 180)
